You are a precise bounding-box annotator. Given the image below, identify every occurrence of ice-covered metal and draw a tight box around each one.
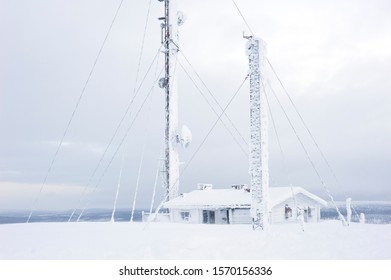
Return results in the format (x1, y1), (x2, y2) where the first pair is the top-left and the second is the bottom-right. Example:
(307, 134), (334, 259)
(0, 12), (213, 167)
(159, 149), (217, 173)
(246, 36), (269, 230)
(160, 0), (181, 201)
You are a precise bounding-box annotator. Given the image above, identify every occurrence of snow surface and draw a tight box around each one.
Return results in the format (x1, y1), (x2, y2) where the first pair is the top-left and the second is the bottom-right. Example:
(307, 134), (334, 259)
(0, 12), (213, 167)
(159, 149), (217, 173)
(1, 221), (390, 260)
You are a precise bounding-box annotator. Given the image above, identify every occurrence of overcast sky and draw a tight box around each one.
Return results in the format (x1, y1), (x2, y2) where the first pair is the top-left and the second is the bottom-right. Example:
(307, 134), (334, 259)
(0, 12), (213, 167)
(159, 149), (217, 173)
(1, 0), (390, 211)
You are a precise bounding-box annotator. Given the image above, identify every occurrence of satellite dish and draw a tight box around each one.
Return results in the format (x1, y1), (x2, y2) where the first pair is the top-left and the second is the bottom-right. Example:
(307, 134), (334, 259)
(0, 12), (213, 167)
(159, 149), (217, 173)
(180, 125), (192, 148)
(177, 11), (186, 26)
(158, 77), (167, 89)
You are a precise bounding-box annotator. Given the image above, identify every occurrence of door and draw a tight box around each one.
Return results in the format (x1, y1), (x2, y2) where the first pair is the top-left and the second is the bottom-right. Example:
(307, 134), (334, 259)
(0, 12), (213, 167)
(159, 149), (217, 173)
(202, 210), (215, 224)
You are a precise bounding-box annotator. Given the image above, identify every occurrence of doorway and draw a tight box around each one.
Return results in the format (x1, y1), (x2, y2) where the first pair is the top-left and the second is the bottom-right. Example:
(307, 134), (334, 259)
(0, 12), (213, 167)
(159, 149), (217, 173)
(202, 210), (215, 224)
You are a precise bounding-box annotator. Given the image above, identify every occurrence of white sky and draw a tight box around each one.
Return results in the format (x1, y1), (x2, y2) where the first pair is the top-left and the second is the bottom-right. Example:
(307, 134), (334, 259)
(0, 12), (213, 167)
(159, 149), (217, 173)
(0, 0), (390, 211)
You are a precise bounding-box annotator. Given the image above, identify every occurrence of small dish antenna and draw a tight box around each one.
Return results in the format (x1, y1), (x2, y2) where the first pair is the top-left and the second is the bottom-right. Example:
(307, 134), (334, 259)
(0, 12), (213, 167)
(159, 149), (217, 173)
(180, 125), (192, 148)
(158, 77), (168, 88)
(177, 11), (186, 26)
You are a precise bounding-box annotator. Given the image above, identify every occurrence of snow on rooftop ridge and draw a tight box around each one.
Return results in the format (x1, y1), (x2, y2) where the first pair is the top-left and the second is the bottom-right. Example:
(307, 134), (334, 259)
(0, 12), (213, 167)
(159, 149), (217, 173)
(231, 184), (250, 191)
(197, 183), (213, 190)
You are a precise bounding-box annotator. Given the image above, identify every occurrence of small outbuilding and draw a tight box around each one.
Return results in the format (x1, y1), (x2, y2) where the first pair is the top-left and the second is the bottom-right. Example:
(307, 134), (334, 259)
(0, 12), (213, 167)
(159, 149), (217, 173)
(163, 184), (327, 224)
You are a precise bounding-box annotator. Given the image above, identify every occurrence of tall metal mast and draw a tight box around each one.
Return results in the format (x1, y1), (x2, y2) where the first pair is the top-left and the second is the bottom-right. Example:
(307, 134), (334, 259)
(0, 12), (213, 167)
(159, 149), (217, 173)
(159, 0), (180, 202)
(245, 36), (269, 230)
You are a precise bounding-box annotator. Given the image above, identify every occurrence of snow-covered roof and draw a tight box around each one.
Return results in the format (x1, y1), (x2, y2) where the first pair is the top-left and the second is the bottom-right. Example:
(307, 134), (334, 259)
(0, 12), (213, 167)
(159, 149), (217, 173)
(164, 188), (251, 209)
(163, 186), (328, 209)
(270, 187), (328, 208)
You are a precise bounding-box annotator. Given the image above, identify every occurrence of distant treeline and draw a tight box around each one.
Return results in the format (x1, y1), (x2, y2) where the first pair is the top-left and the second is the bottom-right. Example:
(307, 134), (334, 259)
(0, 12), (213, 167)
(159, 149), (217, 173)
(0, 209), (149, 224)
(321, 203), (391, 224)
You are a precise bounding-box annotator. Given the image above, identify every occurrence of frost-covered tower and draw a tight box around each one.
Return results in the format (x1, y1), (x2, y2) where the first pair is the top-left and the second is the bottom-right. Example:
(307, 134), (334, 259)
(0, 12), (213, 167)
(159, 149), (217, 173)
(158, 0), (181, 201)
(245, 36), (269, 230)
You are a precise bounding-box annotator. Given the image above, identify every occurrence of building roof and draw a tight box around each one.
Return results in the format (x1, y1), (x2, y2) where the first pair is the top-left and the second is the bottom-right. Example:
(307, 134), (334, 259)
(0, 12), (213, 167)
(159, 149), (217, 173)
(163, 186), (328, 209)
(270, 186), (328, 207)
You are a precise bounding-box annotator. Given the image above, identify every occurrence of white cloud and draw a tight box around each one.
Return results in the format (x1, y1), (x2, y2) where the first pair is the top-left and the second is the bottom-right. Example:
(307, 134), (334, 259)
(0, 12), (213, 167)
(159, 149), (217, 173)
(0, 181), (93, 210)
(0, 0), (390, 211)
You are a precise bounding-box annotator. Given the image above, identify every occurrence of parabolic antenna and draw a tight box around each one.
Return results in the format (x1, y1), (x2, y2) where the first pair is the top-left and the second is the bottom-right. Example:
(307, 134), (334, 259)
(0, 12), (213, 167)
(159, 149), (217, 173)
(177, 11), (186, 26)
(158, 77), (167, 89)
(180, 125), (192, 148)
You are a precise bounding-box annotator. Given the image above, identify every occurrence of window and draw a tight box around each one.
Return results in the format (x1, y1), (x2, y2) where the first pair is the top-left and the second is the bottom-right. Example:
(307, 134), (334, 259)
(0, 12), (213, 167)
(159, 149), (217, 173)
(284, 204), (292, 219)
(180, 211), (190, 221)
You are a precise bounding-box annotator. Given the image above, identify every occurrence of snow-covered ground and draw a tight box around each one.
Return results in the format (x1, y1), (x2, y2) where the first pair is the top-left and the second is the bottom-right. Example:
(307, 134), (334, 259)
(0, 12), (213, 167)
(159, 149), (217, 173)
(1, 221), (390, 259)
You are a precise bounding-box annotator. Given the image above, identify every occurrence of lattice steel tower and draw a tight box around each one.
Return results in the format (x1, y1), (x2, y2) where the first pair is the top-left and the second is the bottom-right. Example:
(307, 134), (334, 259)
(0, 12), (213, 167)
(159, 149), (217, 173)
(245, 36), (269, 230)
(158, 0), (181, 202)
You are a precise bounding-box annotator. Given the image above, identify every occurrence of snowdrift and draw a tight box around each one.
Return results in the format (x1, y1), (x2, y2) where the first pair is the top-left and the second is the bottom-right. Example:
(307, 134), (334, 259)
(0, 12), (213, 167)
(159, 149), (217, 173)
(1, 221), (390, 259)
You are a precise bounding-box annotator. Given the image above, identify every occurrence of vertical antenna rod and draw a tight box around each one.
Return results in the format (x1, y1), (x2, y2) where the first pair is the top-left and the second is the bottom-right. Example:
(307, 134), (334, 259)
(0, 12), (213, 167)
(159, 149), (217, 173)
(158, 0), (180, 202)
(245, 35), (269, 230)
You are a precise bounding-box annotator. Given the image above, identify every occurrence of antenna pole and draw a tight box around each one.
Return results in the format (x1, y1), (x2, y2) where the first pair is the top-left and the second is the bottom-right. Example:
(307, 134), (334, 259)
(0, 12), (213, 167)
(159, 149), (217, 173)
(159, 0), (180, 202)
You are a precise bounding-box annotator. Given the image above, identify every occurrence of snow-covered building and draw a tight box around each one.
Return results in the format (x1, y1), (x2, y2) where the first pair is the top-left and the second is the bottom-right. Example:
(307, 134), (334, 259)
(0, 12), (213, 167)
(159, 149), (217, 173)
(163, 184), (327, 224)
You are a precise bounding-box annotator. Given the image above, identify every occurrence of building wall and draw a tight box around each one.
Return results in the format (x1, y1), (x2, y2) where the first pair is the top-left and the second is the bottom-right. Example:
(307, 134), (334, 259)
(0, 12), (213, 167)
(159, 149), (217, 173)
(270, 194), (321, 224)
(170, 209), (200, 223)
(215, 209), (230, 224)
(231, 208), (252, 224)
(168, 193), (323, 224)
(170, 208), (250, 224)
